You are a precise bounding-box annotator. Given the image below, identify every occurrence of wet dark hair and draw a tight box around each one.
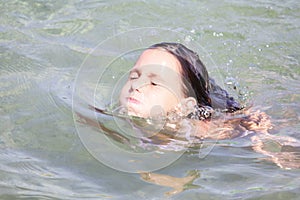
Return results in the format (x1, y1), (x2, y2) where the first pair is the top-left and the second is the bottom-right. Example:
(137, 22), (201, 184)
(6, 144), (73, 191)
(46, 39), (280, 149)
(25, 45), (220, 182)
(149, 42), (242, 112)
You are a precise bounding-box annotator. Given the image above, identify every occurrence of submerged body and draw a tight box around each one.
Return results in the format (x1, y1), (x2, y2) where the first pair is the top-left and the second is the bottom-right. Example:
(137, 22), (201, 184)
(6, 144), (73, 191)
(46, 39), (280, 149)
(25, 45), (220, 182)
(140, 170), (200, 196)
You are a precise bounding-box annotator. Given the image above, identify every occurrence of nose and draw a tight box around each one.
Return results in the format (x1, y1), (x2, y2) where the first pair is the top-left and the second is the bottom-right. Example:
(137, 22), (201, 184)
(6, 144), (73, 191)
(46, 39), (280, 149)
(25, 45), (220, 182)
(130, 76), (147, 92)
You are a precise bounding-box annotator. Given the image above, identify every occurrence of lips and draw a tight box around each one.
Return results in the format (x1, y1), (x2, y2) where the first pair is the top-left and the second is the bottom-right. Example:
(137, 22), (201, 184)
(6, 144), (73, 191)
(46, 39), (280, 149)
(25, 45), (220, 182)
(127, 97), (141, 104)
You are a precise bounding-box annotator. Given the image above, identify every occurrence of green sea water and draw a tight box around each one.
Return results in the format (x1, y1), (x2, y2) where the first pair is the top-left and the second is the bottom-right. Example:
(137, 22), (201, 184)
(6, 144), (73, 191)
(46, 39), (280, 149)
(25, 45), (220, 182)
(0, 0), (299, 199)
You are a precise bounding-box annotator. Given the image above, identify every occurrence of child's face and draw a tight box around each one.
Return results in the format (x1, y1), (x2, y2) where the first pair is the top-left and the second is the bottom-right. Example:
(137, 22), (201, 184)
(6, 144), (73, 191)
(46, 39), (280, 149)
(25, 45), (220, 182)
(119, 49), (186, 118)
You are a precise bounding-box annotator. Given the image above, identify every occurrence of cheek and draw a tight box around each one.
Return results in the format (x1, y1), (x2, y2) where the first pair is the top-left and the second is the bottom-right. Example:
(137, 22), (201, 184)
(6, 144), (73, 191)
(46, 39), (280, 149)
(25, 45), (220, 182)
(148, 89), (179, 109)
(120, 86), (126, 96)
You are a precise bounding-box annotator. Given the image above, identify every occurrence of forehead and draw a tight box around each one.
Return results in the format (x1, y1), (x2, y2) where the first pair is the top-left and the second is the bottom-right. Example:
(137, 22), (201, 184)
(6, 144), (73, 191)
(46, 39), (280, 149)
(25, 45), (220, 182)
(133, 49), (182, 74)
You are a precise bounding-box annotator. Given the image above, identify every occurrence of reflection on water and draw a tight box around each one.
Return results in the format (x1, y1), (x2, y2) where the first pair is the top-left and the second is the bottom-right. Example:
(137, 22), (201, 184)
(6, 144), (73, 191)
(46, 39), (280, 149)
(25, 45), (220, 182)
(1, 0), (300, 199)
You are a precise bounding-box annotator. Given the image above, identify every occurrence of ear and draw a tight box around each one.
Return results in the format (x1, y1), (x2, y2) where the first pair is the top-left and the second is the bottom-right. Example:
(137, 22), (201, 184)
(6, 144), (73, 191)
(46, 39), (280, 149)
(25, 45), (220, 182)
(180, 97), (197, 115)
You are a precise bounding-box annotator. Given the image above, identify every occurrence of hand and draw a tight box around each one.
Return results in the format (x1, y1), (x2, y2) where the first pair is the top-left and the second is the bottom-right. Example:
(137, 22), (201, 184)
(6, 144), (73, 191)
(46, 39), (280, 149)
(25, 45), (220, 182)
(240, 109), (273, 133)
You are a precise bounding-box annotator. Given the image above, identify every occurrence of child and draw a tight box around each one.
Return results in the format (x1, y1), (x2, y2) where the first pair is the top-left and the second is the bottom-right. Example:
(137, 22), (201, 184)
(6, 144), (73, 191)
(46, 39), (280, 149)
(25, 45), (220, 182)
(118, 42), (271, 137)
(90, 42), (299, 169)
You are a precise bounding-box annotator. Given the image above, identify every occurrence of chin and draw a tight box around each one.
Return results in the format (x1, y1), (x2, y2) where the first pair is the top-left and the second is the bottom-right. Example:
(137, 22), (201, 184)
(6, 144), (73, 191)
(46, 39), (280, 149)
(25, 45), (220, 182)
(119, 99), (148, 118)
(127, 107), (148, 118)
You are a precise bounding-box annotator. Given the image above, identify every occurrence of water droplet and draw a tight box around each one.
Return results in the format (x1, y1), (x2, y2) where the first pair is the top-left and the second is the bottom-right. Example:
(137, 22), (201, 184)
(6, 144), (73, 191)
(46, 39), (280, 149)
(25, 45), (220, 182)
(184, 35), (193, 42)
(213, 32), (223, 37)
(225, 77), (235, 85)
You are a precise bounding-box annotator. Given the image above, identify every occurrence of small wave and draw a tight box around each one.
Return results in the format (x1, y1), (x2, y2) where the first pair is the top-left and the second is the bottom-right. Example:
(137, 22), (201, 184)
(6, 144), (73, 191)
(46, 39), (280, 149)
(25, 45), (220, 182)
(0, 149), (110, 199)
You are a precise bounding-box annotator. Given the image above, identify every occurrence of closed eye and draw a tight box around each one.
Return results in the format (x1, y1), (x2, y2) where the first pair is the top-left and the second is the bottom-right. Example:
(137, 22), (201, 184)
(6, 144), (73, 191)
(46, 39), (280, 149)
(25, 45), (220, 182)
(151, 81), (158, 86)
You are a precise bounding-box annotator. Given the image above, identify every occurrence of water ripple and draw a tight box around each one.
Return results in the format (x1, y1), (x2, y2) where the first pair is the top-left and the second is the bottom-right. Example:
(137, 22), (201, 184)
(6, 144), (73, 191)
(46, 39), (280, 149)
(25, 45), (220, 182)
(0, 149), (111, 199)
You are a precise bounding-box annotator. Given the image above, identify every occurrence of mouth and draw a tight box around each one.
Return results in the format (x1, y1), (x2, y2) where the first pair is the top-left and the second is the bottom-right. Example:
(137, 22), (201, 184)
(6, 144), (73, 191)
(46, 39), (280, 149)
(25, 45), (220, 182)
(126, 97), (141, 104)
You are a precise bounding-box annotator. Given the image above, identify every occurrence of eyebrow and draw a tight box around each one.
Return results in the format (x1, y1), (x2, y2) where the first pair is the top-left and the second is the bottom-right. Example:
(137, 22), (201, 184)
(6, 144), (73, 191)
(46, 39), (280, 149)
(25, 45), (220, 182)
(149, 73), (166, 85)
(148, 73), (158, 78)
